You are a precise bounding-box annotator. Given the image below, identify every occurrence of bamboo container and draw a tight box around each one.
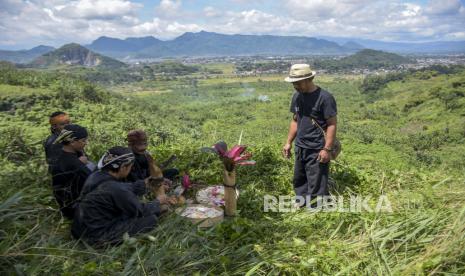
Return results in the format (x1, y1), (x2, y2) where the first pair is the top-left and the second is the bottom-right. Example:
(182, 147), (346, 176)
(223, 169), (237, 216)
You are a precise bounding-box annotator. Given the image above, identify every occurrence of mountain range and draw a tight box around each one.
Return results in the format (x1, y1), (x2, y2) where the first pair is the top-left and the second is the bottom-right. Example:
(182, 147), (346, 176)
(0, 45), (55, 63)
(1, 31), (464, 63)
(317, 36), (465, 54)
(86, 31), (351, 59)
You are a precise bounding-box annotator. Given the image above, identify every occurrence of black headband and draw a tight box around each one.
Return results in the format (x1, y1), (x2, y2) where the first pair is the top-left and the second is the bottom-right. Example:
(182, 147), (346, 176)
(53, 124), (88, 144)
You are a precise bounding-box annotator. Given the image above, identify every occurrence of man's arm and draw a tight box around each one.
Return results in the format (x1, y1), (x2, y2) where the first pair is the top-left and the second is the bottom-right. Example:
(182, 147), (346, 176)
(145, 152), (163, 178)
(324, 116), (337, 150)
(282, 114), (298, 159)
(318, 116), (337, 163)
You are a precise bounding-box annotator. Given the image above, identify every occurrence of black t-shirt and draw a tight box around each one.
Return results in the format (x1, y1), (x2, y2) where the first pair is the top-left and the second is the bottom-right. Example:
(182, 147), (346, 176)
(127, 153), (150, 182)
(44, 133), (62, 172)
(44, 133), (84, 173)
(289, 87), (337, 149)
(51, 150), (92, 218)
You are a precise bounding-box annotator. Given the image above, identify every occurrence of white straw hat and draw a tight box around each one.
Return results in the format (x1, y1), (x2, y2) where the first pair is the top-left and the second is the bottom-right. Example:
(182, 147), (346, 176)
(284, 64), (316, 82)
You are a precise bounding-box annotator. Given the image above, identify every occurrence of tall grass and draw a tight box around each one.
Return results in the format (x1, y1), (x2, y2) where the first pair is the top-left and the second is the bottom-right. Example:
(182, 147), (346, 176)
(1, 67), (464, 274)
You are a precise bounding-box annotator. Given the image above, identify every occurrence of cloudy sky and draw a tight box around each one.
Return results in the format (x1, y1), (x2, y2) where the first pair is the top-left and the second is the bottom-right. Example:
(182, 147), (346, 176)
(1, 0), (464, 50)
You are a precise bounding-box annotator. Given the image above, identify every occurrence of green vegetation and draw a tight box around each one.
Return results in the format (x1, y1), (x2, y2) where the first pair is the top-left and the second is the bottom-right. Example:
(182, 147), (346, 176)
(315, 49), (412, 72)
(236, 61), (290, 73)
(0, 63), (464, 274)
(235, 49), (412, 74)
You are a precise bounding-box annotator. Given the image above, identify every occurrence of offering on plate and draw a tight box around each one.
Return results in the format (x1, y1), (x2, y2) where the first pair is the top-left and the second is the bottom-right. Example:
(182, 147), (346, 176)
(180, 205), (223, 219)
(176, 204), (224, 227)
(196, 185), (225, 206)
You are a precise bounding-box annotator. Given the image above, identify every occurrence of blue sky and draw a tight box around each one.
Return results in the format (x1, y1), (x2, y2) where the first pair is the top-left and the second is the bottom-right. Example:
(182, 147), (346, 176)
(1, 0), (464, 50)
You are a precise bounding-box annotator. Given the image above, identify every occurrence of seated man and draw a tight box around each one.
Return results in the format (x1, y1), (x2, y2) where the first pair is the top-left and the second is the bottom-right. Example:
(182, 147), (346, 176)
(51, 124), (93, 219)
(71, 146), (173, 246)
(44, 111), (70, 172)
(126, 130), (179, 182)
(44, 112), (95, 173)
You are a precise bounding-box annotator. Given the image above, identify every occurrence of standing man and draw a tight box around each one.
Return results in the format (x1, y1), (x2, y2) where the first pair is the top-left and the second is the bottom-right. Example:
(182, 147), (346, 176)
(282, 64), (337, 207)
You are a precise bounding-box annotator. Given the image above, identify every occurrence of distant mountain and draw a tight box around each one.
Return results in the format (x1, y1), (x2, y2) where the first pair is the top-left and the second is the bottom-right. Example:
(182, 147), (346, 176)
(0, 45), (55, 63)
(314, 49), (412, 71)
(30, 43), (126, 68)
(5, 32), (464, 63)
(86, 31), (353, 59)
(87, 36), (162, 58)
(342, 41), (365, 51)
(152, 31), (346, 57)
(319, 36), (465, 53)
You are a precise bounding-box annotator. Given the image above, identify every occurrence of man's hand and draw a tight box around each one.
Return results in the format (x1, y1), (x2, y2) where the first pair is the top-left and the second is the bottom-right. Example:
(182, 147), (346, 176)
(157, 194), (176, 205)
(78, 155), (89, 164)
(282, 143), (292, 159)
(145, 176), (165, 196)
(317, 150), (330, 163)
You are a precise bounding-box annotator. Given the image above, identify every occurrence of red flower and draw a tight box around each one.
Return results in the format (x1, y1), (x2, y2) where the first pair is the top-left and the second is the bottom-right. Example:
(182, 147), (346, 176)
(182, 173), (192, 189)
(202, 141), (256, 172)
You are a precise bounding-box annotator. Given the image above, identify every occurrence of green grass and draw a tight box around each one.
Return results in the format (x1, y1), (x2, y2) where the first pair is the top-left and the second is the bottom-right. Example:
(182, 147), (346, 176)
(0, 84), (50, 97)
(0, 66), (464, 274)
(197, 62), (236, 75)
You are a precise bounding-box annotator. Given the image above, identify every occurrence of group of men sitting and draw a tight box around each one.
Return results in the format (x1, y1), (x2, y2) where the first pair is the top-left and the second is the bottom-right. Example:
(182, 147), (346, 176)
(44, 111), (179, 246)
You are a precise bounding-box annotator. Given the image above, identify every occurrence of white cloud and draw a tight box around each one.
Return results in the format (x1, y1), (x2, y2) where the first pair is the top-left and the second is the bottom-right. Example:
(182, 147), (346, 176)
(425, 0), (462, 15)
(204, 6), (221, 18)
(204, 9), (313, 36)
(131, 18), (201, 38)
(285, 0), (373, 19)
(0, 0), (24, 14)
(282, 0), (465, 41)
(57, 0), (142, 20)
(445, 31), (465, 39)
(0, 0), (464, 49)
(156, 0), (182, 19)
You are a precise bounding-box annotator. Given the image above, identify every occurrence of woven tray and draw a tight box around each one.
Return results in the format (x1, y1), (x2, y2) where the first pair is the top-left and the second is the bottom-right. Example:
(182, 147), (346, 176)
(176, 204), (224, 228)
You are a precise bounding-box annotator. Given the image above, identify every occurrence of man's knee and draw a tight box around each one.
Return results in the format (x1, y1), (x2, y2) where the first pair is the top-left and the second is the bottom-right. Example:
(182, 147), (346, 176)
(129, 215), (157, 235)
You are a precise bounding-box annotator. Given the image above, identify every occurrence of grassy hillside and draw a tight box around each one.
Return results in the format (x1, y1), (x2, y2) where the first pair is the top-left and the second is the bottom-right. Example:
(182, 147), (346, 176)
(315, 49), (412, 72)
(0, 64), (464, 274)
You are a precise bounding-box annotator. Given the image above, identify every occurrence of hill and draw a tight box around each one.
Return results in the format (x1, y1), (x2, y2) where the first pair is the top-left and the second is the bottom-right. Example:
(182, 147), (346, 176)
(30, 43), (126, 69)
(0, 45), (54, 63)
(314, 49), (412, 71)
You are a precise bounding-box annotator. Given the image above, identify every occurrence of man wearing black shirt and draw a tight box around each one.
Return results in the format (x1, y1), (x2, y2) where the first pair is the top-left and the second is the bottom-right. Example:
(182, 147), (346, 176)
(72, 146), (173, 246)
(51, 124), (92, 219)
(283, 64), (338, 207)
(126, 130), (179, 182)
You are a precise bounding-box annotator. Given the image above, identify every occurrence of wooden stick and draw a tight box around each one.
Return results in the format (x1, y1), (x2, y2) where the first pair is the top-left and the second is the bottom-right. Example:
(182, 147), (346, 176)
(223, 169), (237, 216)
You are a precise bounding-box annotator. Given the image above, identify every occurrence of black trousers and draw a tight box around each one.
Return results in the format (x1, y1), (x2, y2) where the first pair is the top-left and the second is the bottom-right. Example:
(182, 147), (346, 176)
(293, 146), (329, 204)
(72, 201), (160, 246)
